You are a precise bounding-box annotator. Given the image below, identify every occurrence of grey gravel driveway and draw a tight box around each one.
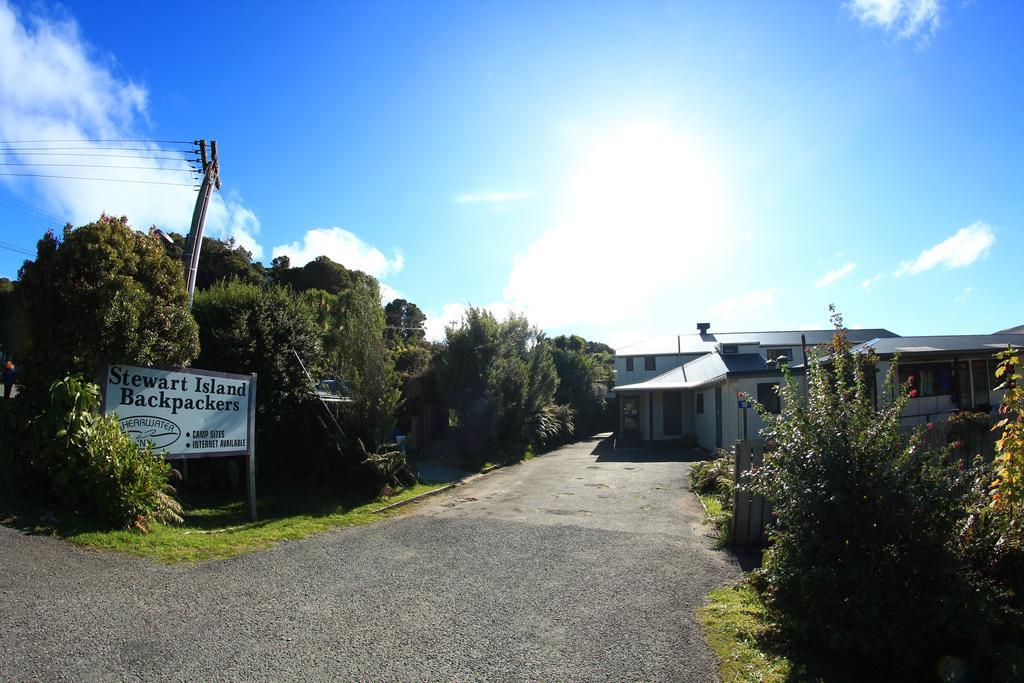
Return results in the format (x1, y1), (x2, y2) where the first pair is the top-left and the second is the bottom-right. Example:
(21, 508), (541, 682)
(0, 435), (741, 681)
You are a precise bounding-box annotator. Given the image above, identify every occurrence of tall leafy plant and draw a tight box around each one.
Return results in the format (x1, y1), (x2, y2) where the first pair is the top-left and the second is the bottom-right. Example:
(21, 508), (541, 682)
(749, 310), (987, 677)
(0, 376), (182, 529)
(992, 348), (1023, 513)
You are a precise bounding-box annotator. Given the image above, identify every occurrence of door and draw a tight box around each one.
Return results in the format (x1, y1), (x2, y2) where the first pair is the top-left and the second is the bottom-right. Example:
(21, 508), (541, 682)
(663, 391), (682, 436)
(622, 395), (640, 432)
(714, 386), (723, 449)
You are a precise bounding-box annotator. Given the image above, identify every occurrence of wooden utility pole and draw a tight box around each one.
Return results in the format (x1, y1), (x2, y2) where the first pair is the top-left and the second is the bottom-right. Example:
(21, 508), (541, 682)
(182, 139), (220, 306)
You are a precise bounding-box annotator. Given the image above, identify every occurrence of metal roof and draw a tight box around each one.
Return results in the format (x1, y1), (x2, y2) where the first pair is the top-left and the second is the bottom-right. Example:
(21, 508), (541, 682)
(851, 334), (1024, 357)
(613, 353), (773, 392)
(615, 328), (898, 356)
(997, 324), (1024, 334)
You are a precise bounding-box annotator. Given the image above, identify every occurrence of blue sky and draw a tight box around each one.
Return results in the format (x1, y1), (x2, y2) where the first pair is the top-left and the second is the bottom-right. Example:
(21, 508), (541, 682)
(0, 0), (1020, 347)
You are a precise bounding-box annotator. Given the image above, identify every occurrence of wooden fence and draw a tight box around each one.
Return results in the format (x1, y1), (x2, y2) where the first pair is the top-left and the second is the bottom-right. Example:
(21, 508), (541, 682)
(732, 439), (769, 546)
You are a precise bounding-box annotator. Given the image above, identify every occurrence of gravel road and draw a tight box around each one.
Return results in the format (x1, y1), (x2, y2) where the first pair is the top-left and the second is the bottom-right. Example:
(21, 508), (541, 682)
(0, 436), (741, 681)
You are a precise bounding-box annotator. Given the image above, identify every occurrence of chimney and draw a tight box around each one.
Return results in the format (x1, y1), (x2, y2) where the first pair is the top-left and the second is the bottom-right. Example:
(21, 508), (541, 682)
(697, 322), (711, 336)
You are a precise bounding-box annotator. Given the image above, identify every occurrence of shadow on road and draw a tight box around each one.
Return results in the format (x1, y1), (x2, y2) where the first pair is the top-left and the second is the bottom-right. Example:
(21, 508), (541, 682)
(591, 437), (709, 464)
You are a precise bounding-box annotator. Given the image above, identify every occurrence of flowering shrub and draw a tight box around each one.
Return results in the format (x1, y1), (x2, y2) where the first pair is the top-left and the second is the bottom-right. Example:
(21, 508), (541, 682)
(748, 310), (991, 678)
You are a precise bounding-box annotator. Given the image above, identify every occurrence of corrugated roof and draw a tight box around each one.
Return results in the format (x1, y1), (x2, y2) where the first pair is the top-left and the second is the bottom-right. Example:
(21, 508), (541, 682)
(852, 334), (1024, 356)
(615, 328), (898, 356)
(613, 353), (771, 391)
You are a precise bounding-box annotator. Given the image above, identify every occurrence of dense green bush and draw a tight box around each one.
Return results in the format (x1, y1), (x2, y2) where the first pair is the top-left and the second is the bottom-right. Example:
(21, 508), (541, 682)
(550, 336), (608, 437)
(436, 307), (565, 461)
(302, 283), (401, 451)
(16, 215), (199, 392)
(527, 402), (576, 449)
(191, 280), (324, 476)
(0, 376), (181, 529)
(749, 317), (993, 678)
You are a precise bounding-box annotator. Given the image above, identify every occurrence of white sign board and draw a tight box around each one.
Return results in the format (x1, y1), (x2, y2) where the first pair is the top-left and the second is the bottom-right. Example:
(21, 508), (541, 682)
(101, 364), (256, 460)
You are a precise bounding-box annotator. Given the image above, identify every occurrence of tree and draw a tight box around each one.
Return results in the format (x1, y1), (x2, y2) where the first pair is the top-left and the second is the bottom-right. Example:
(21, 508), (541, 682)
(550, 342), (606, 435)
(436, 307), (563, 460)
(549, 334), (613, 435)
(302, 280), (401, 450)
(191, 280), (324, 476)
(0, 277), (19, 361)
(384, 298), (427, 346)
(16, 215), (199, 391)
(156, 232), (264, 290)
(271, 255), (377, 296)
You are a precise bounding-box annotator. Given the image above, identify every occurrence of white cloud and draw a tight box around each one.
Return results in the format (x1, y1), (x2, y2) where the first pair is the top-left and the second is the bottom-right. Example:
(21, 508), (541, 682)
(894, 221), (995, 276)
(379, 282), (405, 305)
(0, 0), (264, 252)
(204, 193), (263, 259)
(815, 262), (856, 288)
(847, 0), (943, 40)
(502, 123), (733, 330)
(710, 290), (776, 327)
(271, 227), (404, 277)
(454, 191), (534, 204)
(860, 272), (886, 289)
(954, 286), (973, 304)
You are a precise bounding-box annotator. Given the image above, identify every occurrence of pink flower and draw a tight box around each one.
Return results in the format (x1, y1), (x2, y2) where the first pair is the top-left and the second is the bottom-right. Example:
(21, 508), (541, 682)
(909, 389), (919, 398)
(953, 440), (962, 449)
(926, 422), (935, 430)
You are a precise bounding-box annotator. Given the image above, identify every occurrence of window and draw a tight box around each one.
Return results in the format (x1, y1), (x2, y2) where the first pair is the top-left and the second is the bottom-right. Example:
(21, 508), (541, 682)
(898, 363), (955, 398)
(766, 348), (793, 364)
(757, 382), (781, 414)
(626, 357), (634, 372)
(696, 392), (704, 414)
(644, 356), (656, 371)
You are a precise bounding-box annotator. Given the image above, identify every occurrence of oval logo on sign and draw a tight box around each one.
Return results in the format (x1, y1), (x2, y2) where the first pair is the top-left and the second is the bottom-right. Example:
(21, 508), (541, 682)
(118, 415), (181, 449)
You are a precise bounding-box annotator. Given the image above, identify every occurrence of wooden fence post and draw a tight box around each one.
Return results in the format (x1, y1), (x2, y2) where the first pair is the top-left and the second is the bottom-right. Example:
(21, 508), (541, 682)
(732, 439), (768, 546)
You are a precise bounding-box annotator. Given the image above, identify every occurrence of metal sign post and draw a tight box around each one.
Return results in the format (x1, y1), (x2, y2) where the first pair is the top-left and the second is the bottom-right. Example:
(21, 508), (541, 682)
(737, 393), (752, 441)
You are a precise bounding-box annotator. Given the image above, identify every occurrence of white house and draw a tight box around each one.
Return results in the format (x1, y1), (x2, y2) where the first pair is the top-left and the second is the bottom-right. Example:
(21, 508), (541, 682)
(611, 323), (1023, 452)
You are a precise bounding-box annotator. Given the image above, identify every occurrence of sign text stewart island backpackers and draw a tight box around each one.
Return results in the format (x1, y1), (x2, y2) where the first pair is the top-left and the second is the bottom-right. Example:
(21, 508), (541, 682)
(109, 365), (247, 414)
(101, 364), (256, 459)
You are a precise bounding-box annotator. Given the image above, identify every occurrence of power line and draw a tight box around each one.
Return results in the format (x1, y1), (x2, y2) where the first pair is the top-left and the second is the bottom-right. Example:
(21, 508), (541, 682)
(0, 172), (198, 187)
(0, 240), (35, 257)
(1, 151), (199, 163)
(0, 139), (195, 145)
(0, 145), (197, 153)
(0, 162), (198, 173)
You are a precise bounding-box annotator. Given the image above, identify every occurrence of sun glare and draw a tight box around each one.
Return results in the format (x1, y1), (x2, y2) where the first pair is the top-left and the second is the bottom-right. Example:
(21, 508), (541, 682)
(564, 123), (726, 241)
(504, 122), (731, 329)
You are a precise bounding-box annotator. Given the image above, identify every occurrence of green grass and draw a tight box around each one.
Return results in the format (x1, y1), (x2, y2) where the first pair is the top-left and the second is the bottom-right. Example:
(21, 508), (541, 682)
(4, 481), (443, 564)
(700, 493), (724, 517)
(699, 583), (794, 683)
(698, 493), (733, 547)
